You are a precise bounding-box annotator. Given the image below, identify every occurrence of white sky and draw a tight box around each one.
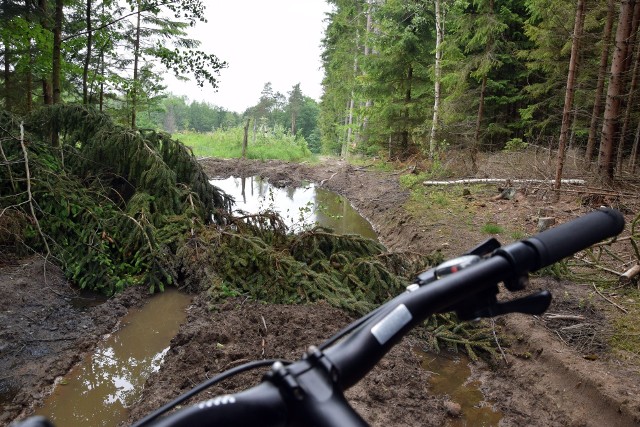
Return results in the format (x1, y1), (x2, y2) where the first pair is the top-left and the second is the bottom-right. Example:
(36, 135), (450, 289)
(162, 0), (332, 113)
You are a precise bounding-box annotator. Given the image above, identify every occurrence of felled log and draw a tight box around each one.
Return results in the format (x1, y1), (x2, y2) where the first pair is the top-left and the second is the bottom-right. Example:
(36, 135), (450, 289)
(620, 264), (640, 284)
(423, 178), (586, 185)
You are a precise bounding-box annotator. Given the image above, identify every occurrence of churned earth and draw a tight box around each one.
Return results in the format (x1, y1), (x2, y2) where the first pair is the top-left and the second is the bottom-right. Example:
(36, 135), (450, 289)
(3, 154), (640, 426)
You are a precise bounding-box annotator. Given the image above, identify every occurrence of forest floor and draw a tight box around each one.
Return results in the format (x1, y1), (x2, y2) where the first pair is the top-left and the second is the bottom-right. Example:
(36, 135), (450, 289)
(3, 150), (640, 426)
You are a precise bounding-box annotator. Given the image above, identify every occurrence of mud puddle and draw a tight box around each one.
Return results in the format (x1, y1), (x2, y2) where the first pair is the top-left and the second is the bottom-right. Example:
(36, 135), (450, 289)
(211, 176), (378, 239)
(419, 350), (501, 426)
(35, 289), (191, 427)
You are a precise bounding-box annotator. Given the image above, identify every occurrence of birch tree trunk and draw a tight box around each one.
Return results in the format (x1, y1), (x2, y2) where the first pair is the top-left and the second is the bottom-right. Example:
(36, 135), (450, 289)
(554, 0), (585, 190)
(585, 0), (615, 165)
(429, 0), (444, 159)
(598, 0), (636, 181)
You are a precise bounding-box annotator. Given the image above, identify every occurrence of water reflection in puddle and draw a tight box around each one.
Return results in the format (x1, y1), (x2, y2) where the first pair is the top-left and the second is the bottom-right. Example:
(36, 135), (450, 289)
(210, 176), (378, 240)
(36, 289), (191, 427)
(418, 350), (502, 426)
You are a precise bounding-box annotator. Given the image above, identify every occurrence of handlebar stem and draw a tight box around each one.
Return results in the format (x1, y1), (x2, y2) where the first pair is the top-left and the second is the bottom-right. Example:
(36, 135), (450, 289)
(265, 347), (369, 427)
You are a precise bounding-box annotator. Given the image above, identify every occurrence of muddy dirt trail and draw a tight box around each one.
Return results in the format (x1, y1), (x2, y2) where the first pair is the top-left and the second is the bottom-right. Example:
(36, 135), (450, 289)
(3, 157), (640, 426)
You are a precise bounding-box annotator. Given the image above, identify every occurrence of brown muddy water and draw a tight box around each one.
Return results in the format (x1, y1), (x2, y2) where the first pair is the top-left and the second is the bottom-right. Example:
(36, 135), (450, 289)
(419, 350), (502, 426)
(210, 176), (378, 239)
(35, 289), (191, 427)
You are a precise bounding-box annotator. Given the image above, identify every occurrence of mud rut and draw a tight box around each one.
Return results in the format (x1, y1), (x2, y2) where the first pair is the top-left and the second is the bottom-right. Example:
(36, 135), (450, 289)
(2, 157), (640, 427)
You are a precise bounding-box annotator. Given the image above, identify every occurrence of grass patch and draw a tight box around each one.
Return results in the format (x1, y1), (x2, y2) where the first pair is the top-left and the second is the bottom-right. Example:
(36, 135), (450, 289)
(174, 127), (313, 162)
(610, 290), (640, 362)
(481, 223), (504, 235)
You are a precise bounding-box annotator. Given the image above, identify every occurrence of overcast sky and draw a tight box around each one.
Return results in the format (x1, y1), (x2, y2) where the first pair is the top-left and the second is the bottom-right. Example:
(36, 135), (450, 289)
(162, 1), (333, 113)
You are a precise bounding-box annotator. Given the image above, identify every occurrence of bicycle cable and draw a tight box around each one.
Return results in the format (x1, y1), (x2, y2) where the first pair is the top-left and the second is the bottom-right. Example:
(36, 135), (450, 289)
(131, 358), (291, 427)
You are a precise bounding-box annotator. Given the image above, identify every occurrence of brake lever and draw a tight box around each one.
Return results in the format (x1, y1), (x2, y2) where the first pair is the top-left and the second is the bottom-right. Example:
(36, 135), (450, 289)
(455, 290), (552, 321)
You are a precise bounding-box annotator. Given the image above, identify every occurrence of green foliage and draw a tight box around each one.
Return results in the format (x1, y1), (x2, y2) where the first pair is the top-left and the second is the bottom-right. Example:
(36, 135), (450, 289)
(177, 217), (438, 315)
(421, 314), (497, 361)
(503, 137), (528, 152)
(0, 105), (232, 295)
(175, 126), (313, 162)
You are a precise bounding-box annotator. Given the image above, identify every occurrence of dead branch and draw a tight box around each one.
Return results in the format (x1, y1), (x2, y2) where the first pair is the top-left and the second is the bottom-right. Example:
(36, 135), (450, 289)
(544, 313), (586, 321)
(576, 257), (624, 276)
(423, 178), (586, 186)
(20, 122), (51, 258)
(319, 171), (340, 186)
(592, 284), (628, 314)
(559, 323), (590, 331)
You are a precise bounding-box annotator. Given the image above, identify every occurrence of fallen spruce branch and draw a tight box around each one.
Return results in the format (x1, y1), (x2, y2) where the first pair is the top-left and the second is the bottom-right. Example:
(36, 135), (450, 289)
(423, 178), (586, 186)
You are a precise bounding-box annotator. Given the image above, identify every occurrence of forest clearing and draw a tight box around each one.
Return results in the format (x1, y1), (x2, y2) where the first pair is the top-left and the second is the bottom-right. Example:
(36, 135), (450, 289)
(3, 0), (640, 426)
(2, 151), (640, 426)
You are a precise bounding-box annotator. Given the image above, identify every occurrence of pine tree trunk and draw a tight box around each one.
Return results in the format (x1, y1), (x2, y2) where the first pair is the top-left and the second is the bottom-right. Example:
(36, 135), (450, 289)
(429, 0), (443, 159)
(3, 39), (10, 112)
(242, 119), (250, 159)
(361, 0), (373, 143)
(554, 0), (585, 190)
(630, 118), (640, 172)
(401, 64), (413, 156)
(344, 45), (358, 157)
(598, 0), (636, 181)
(471, 75), (487, 174)
(37, 0), (53, 105)
(52, 0), (63, 105)
(82, 0), (92, 104)
(617, 35), (640, 171)
(25, 0), (33, 112)
(585, 0), (615, 165)
(131, 5), (141, 129)
(3, 0), (11, 110)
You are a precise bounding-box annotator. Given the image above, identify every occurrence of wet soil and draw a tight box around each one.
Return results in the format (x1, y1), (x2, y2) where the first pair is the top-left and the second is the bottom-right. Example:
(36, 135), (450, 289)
(3, 156), (640, 426)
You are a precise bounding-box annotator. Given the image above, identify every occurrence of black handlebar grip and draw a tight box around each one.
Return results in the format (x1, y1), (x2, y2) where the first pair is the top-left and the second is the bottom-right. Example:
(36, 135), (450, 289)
(525, 208), (625, 269)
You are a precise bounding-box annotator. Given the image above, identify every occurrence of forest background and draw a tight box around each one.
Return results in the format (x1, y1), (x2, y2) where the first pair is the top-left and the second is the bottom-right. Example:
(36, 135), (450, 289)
(1, 0), (640, 294)
(2, 0), (640, 180)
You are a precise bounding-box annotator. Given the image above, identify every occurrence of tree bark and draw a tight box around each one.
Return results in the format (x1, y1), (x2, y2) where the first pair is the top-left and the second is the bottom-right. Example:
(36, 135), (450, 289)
(400, 64), (413, 156)
(429, 0), (444, 159)
(25, 0), (33, 112)
(38, 0), (53, 105)
(361, 0), (374, 144)
(52, 0), (63, 104)
(617, 34), (640, 171)
(598, 0), (637, 181)
(344, 42), (358, 158)
(3, 40), (10, 111)
(554, 0), (585, 190)
(471, 74), (487, 174)
(82, 0), (92, 104)
(585, 0), (615, 165)
(242, 119), (250, 159)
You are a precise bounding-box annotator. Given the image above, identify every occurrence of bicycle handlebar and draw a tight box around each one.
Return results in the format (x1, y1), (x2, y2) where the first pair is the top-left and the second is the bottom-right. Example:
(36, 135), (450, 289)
(524, 207), (624, 268)
(15, 208), (626, 427)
